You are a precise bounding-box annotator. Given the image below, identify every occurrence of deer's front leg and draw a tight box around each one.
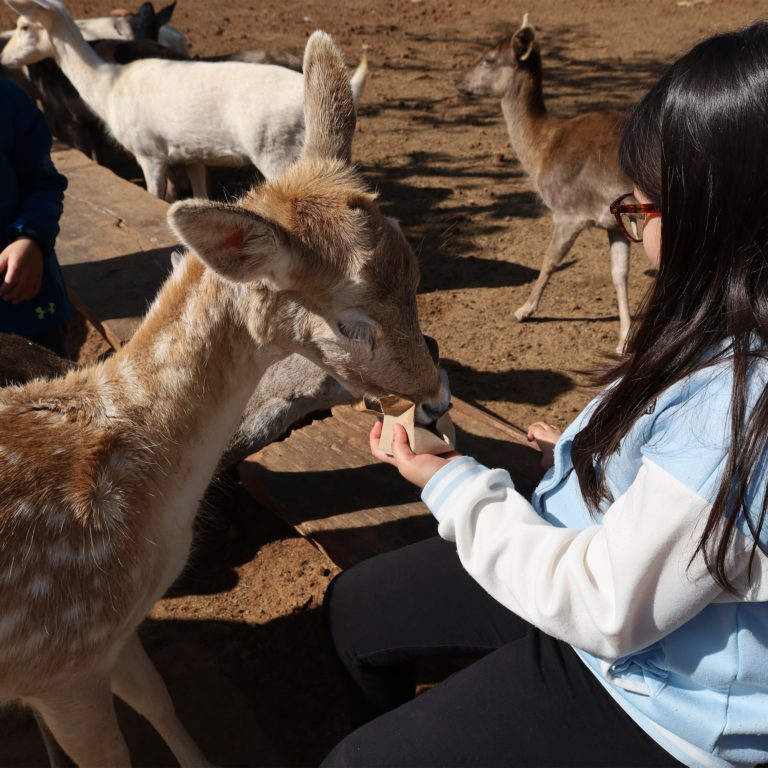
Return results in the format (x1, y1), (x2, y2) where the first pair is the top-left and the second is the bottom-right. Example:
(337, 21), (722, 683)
(513, 215), (583, 322)
(28, 677), (131, 768)
(608, 229), (632, 353)
(111, 632), (215, 768)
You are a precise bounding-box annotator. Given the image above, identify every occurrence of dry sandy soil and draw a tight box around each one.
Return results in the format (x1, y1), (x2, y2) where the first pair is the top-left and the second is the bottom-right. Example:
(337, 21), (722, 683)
(1, 0), (766, 765)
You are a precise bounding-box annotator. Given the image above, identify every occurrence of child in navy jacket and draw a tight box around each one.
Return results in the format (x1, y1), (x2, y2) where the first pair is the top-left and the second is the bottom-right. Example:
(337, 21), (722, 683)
(1, 76), (72, 356)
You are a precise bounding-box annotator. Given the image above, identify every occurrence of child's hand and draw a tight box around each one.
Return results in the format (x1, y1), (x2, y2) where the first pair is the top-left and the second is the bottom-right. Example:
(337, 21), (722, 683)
(369, 420), (462, 489)
(527, 421), (562, 471)
(0, 237), (44, 304)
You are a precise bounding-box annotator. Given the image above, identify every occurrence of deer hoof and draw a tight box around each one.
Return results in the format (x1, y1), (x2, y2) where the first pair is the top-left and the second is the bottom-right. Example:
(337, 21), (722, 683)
(512, 306), (532, 322)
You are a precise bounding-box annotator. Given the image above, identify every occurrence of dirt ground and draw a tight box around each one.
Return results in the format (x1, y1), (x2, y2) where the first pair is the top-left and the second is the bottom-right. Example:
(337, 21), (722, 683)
(1, 0), (766, 765)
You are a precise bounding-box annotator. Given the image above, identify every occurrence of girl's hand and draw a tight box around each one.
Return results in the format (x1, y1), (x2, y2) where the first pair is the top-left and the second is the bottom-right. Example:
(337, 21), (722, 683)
(527, 421), (562, 471)
(369, 419), (462, 489)
(0, 238), (44, 304)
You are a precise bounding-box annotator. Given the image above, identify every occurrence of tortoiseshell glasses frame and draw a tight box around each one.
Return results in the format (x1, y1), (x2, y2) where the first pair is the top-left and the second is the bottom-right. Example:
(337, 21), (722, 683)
(609, 192), (661, 243)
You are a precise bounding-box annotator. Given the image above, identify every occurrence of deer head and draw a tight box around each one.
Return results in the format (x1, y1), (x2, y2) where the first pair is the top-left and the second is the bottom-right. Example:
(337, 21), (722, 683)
(168, 31), (449, 422)
(455, 14), (539, 99)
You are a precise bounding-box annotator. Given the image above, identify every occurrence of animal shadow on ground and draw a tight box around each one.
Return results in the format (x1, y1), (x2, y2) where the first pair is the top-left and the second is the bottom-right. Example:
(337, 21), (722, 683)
(441, 358), (574, 411)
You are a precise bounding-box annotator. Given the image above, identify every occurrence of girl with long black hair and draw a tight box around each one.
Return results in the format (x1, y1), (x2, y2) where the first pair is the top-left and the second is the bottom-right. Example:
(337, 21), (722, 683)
(321, 20), (768, 768)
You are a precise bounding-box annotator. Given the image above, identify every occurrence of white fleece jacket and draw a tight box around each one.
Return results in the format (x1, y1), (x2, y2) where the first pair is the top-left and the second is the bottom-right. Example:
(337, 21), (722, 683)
(421, 358), (768, 768)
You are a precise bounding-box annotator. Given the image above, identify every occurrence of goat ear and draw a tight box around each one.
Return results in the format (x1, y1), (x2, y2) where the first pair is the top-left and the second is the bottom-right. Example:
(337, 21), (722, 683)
(6, 0), (53, 27)
(167, 201), (296, 290)
(128, 3), (155, 39)
(154, 1), (176, 27)
(301, 30), (356, 163)
(512, 23), (536, 62)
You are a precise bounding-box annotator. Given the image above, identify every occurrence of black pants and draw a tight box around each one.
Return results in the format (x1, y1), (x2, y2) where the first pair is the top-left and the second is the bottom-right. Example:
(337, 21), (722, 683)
(321, 536), (684, 768)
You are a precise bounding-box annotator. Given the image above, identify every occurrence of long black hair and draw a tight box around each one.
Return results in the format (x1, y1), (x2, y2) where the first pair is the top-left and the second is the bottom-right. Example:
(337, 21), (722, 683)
(571, 21), (768, 592)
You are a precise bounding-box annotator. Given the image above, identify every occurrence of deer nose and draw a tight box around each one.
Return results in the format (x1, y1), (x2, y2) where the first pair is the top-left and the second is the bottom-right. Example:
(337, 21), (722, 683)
(424, 334), (440, 364)
(420, 401), (451, 422)
(455, 79), (473, 97)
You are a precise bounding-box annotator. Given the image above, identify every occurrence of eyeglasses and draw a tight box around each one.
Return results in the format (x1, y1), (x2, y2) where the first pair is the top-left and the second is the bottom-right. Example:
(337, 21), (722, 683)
(609, 193), (661, 243)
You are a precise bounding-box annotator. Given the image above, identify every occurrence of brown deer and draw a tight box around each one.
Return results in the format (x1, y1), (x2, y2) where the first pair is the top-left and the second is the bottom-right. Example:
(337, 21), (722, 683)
(456, 15), (633, 352)
(0, 30), (448, 768)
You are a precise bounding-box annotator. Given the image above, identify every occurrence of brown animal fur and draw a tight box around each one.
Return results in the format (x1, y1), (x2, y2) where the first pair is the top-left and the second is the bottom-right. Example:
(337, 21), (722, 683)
(456, 15), (633, 352)
(0, 30), (447, 767)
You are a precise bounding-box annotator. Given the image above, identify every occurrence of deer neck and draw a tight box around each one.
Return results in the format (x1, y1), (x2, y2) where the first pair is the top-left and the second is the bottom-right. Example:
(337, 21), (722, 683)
(102, 256), (283, 483)
(500, 63), (551, 182)
(45, 15), (115, 117)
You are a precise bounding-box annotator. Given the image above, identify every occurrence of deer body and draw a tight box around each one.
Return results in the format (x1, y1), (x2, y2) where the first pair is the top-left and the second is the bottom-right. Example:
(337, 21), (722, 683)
(457, 18), (632, 352)
(0, 261), (270, 761)
(0, 15), (445, 765)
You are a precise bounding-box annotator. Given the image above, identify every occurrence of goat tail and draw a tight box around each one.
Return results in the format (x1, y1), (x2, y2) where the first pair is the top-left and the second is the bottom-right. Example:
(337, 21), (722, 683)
(350, 47), (369, 106)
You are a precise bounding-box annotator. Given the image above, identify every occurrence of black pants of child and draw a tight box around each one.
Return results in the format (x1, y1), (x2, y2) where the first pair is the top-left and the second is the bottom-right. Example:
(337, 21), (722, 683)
(321, 536), (684, 768)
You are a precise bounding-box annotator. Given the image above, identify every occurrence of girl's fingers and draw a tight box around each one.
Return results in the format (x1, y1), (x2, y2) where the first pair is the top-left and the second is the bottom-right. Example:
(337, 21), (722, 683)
(390, 423), (416, 463)
(369, 419), (397, 465)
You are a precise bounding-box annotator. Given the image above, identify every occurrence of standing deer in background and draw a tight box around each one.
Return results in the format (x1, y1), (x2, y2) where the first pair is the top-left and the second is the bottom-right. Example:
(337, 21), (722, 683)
(0, 29), (448, 767)
(456, 15), (633, 352)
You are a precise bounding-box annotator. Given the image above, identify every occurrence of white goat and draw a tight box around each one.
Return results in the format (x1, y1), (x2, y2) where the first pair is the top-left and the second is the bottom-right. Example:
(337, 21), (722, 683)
(2, 0), (368, 199)
(2, 2), (189, 53)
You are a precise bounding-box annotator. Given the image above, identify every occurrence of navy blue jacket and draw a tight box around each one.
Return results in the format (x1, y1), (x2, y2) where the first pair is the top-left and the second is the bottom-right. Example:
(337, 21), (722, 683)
(0, 77), (72, 338)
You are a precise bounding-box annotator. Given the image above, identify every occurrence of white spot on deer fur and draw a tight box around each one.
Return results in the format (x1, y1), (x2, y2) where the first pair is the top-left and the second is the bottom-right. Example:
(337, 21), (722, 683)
(27, 574), (50, 598)
(46, 539), (74, 566)
(116, 358), (151, 408)
(181, 296), (200, 330)
(10, 500), (34, 520)
(159, 364), (192, 393)
(25, 628), (51, 654)
(4, 450), (21, 465)
(153, 331), (173, 364)
(87, 533), (113, 566)
(86, 621), (112, 645)
(60, 602), (83, 626)
(0, 609), (24, 640)
(0, 565), (22, 587)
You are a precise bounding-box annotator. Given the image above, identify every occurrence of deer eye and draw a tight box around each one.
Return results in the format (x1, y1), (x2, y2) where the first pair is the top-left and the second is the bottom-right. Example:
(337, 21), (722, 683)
(482, 54), (496, 66)
(337, 319), (375, 345)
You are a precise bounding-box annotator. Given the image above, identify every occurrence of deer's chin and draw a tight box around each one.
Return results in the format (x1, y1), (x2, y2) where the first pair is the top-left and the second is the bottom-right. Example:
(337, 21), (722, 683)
(456, 87), (482, 100)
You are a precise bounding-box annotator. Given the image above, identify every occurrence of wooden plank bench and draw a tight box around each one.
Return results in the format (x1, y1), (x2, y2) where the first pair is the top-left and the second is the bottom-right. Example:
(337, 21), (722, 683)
(51, 144), (544, 570)
(238, 399), (543, 569)
(53, 141), (176, 344)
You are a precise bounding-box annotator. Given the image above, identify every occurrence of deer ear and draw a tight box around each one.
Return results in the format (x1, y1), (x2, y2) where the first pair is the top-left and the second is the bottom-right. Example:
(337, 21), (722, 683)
(167, 200), (297, 290)
(301, 30), (356, 163)
(512, 23), (536, 62)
